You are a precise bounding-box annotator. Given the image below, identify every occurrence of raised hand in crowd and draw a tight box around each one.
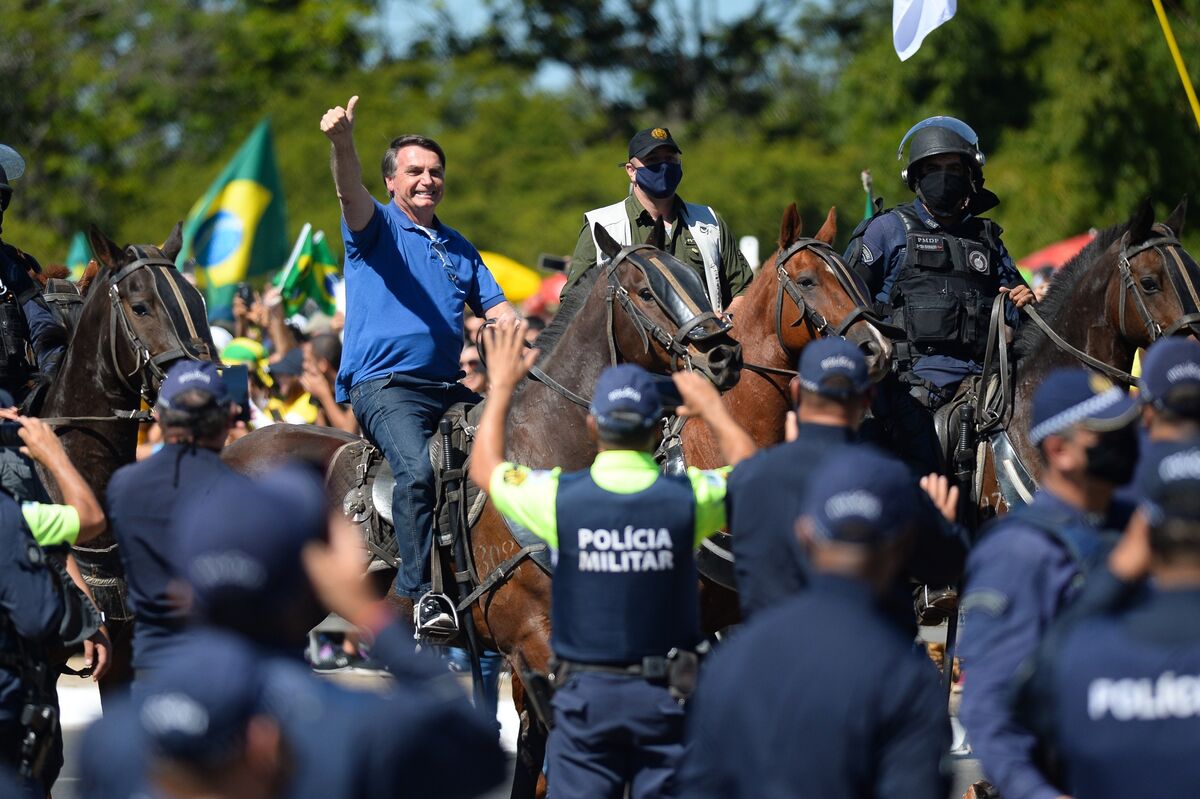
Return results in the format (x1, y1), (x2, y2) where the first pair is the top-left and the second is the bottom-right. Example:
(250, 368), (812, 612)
(920, 472), (960, 523)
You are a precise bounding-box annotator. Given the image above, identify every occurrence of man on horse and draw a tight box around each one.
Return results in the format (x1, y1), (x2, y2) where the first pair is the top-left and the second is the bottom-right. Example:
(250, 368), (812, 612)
(470, 320), (756, 798)
(319, 96), (518, 637)
(958, 368), (1140, 799)
(565, 127), (754, 316)
(844, 116), (1034, 475)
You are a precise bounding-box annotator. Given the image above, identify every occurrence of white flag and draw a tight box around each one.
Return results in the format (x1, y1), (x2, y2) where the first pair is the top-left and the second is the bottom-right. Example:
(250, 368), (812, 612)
(893, 0), (956, 61)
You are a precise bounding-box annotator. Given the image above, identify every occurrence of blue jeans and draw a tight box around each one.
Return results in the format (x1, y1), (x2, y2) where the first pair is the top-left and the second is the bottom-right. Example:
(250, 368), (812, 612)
(349, 373), (477, 600)
(448, 647), (504, 719)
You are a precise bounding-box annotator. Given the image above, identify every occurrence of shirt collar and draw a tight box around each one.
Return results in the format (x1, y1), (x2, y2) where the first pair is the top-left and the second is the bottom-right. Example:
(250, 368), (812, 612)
(592, 449), (660, 472)
(808, 573), (879, 606)
(630, 194), (685, 228)
(1035, 487), (1105, 528)
(794, 422), (856, 443)
(388, 200), (443, 236)
(912, 198), (972, 231)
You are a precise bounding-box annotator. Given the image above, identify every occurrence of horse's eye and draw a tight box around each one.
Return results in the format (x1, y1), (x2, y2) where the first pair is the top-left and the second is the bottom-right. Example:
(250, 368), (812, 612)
(638, 288), (654, 301)
(1140, 276), (1160, 292)
(798, 277), (817, 289)
(131, 302), (150, 316)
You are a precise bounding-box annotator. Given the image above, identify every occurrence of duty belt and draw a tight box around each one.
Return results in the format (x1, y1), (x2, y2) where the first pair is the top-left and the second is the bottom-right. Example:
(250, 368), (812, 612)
(551, 648), (700, 701)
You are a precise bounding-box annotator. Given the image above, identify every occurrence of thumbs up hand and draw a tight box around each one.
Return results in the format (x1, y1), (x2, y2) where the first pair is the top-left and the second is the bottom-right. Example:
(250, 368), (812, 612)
(320, 95), (359, 145)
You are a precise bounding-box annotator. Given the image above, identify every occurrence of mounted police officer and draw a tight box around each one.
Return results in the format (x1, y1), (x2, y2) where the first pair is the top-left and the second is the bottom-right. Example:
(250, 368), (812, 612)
(844, 117), (1034, 475)
(107, 360), (241, 689)
(469, 319), (756, 798)
(0, 146), (67, 397)
(958, 367), (1140, 799)
(566, 128), (754, 316)
(681, 447), (951, 798)
(82, 464), (506, 799)
(1014, 444), (1200, 799)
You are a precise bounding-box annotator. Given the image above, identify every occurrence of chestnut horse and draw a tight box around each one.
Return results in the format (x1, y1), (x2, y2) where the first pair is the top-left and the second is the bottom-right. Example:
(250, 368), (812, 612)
(978, 197), (1200, 515)
(36, 225), (215, 701)
(222, 222), (741, 798)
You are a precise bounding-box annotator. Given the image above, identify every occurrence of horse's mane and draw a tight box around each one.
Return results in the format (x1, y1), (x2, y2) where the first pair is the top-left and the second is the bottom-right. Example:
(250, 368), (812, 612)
(527, 261), (603, 363)
(1014, 221), (1129, 359)
(31, 264), (70, 285)
(76, 261), (102, 296)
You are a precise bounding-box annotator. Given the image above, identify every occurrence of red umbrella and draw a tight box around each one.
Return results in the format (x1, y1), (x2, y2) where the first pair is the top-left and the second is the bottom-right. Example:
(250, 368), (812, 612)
(1017, 231), (1096, 271)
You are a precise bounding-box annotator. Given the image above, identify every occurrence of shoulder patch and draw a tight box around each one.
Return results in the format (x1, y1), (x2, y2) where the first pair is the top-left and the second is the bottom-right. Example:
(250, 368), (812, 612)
(960, 588), (1009, 619)
(26, 543), (43, 565)
(860, 241), (875, 264)
(968, 249), (989, 273)
(502, 468), (528, 486)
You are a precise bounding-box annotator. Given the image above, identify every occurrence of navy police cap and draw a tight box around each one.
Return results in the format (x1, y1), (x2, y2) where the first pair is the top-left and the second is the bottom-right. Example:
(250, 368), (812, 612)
(803, 445), (919, 545)
(797, 337), (870, 400)
(1029, 368), (1138, 446)
(159, 360), (230, 409)
(590, 364), (662, 433)
(1140, 445), (1200, 526)
(1139, 337), (1200, 414)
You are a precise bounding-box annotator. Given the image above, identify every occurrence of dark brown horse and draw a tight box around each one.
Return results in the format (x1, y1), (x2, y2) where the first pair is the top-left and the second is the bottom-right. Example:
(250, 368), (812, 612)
(36, 225), (215, 701)
(978, 198), (1200, 514)
(222, 222), (742, 798)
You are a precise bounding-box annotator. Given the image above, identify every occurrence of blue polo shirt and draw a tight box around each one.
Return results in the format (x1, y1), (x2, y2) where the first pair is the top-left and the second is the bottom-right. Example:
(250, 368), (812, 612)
(337, 200), (507, 401)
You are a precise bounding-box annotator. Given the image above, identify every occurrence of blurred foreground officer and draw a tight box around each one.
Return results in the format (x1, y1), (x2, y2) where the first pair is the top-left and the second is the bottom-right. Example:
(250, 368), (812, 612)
(958, 368), (1140, 799)
(1133, 337), (1200, 494)
(82, 465), (505, 799)
(680, 447), (950, 798)
(469, 320), (756, 798)
(729, 337), (966, 622)
(1019, 445), (1200, 799)
(108, 360), (240, 685)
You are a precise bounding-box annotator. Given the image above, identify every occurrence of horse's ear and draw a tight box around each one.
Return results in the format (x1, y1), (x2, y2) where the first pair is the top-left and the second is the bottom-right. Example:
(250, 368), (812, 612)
(815, 206), (837, 245)
(593, 222), (622, 260)
(87, 225), (122, 271)
(1166, 196), (1188, 238)
(160, 222), (185, 264)
(1129, 197), (1155, 242)
(778, 203), (803, 249)
(646, 216), (666, 250)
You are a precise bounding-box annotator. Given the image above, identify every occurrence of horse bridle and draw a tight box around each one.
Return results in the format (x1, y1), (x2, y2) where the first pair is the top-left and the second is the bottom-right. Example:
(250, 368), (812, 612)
(743, 238), (889, 378)
(1116, 224), (1200, 341)
(107, 247), (211, 401)
(528, 244), (730, 408)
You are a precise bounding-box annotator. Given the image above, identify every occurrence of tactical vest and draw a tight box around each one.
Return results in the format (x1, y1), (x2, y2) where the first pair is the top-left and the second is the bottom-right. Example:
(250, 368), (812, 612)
(889, 205), (1005, 363)
(552, 468), (700, 664)
(0, 245), (34, 386)
(585, 199), (725, 313)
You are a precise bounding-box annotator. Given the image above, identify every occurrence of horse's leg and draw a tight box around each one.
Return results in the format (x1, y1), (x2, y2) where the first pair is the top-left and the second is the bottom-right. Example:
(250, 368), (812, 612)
(509, 672), (548, 799)
(97, 618), (134, 707)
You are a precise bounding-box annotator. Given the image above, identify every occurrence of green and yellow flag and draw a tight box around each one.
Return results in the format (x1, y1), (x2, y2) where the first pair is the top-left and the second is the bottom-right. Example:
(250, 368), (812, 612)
(65, 231), (93, 280)
(273, 224), (340, 317)
(176, 120), (288, 318)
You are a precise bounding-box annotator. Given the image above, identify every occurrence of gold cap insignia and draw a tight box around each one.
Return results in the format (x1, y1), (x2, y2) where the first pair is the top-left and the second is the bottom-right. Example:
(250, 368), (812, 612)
(1089, 373), (1114, 395)
(651, 128), (669, 140)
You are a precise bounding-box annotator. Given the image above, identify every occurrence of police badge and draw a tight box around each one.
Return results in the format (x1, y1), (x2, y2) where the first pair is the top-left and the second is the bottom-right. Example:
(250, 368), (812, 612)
(968, 250), (989, 273)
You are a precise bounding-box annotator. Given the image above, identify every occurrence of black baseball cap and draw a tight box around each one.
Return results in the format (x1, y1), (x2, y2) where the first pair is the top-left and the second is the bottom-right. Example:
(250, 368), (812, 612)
(628, 128), (681, 161)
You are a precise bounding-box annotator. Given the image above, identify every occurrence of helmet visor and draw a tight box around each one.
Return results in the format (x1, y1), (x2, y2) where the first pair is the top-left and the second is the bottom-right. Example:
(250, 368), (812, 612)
(0, 145), (24, 184)
(896, 116), (980, 161)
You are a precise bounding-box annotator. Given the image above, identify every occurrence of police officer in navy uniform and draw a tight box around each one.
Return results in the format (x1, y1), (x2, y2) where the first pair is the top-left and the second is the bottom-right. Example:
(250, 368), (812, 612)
(728, 336), (966, 622)
(1131, 337), (1200, 497)
(0, 481), (101, 795)
(843, 117), (1034, 475)
(107, 360), (241, 690)
(0, 146), (67, 394)
(958, 368), (1141, 799)
(1017, 444), (1200, 799)
(470, 320), (756, 798)
(83, 464), (506, 799)
(680, 447), (951, 798)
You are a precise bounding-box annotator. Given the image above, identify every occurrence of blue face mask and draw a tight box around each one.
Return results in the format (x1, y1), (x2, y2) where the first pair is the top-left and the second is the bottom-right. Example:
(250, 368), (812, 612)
(635, 162), (683, 199)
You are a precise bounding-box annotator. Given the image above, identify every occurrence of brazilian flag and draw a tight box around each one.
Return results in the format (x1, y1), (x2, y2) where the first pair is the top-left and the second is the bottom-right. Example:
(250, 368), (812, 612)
(65, 231), (93, 280)
(176, 120), (288, 319)
(273, 224), (340, 317)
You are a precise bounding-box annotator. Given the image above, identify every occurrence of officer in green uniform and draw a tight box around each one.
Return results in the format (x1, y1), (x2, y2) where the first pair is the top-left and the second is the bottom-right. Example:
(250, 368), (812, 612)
(468, 320), (756, 798)
(566, 128), (754, 316)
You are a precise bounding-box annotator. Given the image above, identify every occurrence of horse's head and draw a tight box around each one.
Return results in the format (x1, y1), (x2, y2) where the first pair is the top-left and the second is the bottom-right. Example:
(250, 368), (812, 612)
(769, 204), (893, 382)
(83, 223), (216, 402)
(1100, 197), (1200, 349)
(593, 221), (742, 390)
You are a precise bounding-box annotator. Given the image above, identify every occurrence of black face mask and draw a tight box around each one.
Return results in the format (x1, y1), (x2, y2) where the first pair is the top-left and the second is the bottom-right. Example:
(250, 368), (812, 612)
(1083, 425), (1139, 485)
(917, 171), (972, 218)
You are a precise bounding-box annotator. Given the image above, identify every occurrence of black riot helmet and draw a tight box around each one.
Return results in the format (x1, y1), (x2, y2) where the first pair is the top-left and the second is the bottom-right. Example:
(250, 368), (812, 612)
(0, 145), (24, 220)
(897, 116), (985, 189)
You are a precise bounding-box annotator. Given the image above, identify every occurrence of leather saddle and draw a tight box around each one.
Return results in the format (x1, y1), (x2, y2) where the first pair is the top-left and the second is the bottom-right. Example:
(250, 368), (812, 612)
(326, 401), (554, 574)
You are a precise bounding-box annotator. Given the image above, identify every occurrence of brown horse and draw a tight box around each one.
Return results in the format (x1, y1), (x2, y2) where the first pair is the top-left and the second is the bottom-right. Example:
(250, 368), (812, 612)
(677, 204), (895, 629)
(978, 198), (1200, 514)
(37, 225), (215, 701)
(222, 222), (742, 797)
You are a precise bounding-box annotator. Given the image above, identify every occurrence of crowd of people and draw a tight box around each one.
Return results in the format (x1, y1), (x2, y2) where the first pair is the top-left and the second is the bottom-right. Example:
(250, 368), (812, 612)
(0, 92), (1196, 799)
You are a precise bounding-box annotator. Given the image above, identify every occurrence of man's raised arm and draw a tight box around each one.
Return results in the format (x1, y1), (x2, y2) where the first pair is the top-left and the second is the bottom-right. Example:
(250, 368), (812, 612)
(321, 95), (375, 232)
